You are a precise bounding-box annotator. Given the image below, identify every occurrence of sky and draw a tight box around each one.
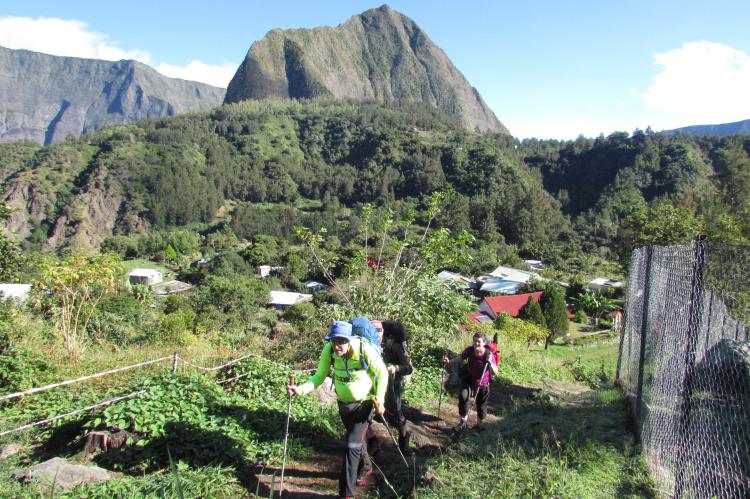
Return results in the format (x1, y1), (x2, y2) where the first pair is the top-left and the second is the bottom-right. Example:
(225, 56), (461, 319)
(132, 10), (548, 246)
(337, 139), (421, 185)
(2, 1), (749, 140)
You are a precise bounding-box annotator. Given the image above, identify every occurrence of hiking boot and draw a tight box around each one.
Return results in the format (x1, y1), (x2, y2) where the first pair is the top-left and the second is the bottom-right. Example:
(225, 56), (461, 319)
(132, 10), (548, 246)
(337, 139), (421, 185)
(452, 420), (468, 435)
(475, 418), (485, 432)
(398, 432), (412, 455)
(356, 467), (374, 485)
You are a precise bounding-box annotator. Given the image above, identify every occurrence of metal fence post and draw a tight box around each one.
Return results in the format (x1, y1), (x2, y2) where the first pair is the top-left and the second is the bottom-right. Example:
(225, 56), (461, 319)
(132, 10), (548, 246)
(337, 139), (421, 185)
(674, 237), (707, 498)
(634, 245), (653, 429)
(171, 352), (178, 374)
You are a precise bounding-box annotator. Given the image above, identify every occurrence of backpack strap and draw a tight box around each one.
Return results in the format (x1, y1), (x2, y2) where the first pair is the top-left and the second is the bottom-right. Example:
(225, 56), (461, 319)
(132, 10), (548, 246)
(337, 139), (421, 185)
(330, 340), (368, 380)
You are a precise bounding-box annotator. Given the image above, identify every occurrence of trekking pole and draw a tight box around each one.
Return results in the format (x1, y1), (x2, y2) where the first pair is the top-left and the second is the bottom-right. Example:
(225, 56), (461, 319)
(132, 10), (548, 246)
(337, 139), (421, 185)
(372, 397), (410, 467)
(280, 373), (295, 496)
(473, 362), (490, 419)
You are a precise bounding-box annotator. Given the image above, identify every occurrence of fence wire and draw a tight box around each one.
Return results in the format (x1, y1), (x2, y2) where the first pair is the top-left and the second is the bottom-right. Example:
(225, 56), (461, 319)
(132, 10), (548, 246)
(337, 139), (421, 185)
(617, 240), (750, 498)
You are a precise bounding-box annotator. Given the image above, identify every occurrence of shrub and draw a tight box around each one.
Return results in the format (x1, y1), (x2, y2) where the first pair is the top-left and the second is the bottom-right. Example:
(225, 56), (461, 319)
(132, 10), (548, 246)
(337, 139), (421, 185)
(573, 310), (588, 323)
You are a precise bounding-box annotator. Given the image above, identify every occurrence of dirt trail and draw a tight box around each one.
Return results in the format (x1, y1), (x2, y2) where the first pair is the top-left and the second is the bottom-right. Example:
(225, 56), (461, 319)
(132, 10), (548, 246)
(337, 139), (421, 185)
(250, 387), (513, 498)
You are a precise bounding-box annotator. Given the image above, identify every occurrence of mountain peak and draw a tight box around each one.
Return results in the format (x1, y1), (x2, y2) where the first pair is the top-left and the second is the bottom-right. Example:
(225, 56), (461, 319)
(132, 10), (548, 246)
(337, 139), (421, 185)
(225, 7), (507, 133)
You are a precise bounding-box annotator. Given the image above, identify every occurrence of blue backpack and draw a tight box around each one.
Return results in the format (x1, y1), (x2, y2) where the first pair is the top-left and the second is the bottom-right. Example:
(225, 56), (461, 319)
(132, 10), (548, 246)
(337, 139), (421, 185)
(350, 316), (381, 348)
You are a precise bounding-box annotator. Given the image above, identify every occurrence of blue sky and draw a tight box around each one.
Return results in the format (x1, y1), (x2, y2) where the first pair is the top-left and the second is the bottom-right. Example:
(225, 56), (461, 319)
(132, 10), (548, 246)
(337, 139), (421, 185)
(2, 1), (749, 139)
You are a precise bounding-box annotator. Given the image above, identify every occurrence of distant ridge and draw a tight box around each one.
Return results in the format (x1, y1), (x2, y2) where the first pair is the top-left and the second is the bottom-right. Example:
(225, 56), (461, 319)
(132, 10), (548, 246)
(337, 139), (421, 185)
(0, 45), (226, 145)
(225, 5), (507, 134)
(666, 118), (750, 138)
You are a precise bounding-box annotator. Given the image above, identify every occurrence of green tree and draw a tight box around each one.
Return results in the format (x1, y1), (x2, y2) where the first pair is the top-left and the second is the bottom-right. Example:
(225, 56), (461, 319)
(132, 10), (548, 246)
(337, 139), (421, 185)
(494, 312), (548, 347)
(194, 275), (269, 336)
(571, 290), (615, 327)
(164, 244), (178, 265)
(539, 283), (569, 348)
(35, 251), (122, 356)
(617, 203), (703, 263)
(518, 295), (546, 329)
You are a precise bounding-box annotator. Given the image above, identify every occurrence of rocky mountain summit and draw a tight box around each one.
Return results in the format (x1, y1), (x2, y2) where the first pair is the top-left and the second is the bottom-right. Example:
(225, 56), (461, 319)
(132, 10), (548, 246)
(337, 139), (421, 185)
(225, 5), (507, 134)
(0, 46), (226, 145)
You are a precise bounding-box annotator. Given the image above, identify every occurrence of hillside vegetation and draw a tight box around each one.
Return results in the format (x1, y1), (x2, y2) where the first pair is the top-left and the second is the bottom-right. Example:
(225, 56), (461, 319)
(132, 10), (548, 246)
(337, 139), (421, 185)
(2, 98), (748, 277)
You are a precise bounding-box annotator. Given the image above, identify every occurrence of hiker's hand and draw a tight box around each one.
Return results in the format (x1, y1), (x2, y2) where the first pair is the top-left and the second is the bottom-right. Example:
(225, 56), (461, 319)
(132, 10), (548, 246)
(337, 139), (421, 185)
(287, 385), (301, 397)
(387, 365), (398, 376)
(441, 354), (449, 368)
(375, 401), (385, 417)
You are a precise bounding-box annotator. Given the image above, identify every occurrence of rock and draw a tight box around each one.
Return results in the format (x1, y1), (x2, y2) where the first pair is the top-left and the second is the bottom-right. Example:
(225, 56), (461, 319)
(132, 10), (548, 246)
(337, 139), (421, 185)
(314, 377), (338, 405)
(0, 443), (23, 461)
(0, 45), (225, 145)
(225, 5), (508, 134)
(419, 467), (445, 487)
(12, 457), (112, 490)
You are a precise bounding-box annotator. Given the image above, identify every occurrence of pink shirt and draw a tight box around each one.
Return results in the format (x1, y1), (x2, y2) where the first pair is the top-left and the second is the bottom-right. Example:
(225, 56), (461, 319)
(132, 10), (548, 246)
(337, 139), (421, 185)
(460, 347), (496, 387)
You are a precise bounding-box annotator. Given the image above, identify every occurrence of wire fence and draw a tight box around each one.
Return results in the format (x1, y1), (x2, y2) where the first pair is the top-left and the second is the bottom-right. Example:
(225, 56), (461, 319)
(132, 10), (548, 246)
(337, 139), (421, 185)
(617, 239), (750, 498)
(0, 351), (314, 438)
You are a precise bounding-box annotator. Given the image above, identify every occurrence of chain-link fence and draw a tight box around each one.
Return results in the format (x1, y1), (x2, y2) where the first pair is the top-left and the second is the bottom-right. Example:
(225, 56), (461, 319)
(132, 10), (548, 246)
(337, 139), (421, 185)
(617, 240), (750, 498)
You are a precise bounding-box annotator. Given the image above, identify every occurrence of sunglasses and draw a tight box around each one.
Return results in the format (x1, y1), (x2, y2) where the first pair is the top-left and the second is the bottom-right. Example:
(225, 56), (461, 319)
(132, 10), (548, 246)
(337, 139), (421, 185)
(331, 338), (350, 346)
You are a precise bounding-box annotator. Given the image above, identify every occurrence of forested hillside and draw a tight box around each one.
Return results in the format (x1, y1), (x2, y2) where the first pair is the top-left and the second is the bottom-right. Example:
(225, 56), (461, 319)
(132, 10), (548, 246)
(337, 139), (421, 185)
(2, 98), (749, 273)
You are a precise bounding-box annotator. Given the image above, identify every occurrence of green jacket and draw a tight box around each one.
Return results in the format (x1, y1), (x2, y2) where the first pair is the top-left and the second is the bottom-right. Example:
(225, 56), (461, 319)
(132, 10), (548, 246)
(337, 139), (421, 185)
(299, 338), (388, 405)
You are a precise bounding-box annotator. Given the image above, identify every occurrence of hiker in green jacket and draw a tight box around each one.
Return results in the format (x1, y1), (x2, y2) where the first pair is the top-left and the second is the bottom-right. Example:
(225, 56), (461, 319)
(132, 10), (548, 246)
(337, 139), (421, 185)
(288, 321), (388, 498)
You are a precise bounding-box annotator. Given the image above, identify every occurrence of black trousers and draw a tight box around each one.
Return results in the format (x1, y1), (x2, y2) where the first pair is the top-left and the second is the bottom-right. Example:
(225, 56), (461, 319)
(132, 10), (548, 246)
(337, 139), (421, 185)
(385, 377), (408, 438)
(337, 400), (373, 497)
(457, 381), (490, 420)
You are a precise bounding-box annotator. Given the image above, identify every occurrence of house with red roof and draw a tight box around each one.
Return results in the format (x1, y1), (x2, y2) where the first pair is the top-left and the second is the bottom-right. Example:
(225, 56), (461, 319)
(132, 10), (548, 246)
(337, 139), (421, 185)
(465, 312), (494, 325)
(478, 291), (543, 320)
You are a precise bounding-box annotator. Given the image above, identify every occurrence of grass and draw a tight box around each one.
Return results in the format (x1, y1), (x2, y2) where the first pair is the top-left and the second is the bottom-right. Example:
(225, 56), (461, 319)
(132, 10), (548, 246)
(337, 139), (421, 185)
(2, 321), (653, 498)
(398, 338), (656, 498)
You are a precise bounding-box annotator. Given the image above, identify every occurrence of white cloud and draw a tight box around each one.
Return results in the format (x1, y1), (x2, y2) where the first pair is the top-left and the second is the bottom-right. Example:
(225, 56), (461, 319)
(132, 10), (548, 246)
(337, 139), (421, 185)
(0, 16), (151, 63)
(155, 61), (235, 88)
(641, 41), (750, 125)
(0, 16), (233, 87)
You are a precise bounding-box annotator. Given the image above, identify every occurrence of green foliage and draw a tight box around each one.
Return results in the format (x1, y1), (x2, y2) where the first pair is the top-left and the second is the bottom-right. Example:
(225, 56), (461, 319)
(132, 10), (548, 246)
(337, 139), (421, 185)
(571, 290), (615, 326)
(573, 309), (588, 323)
(518, 295), (546, 329)
(0, 337), (50, 401)
(562, 357), (608, 388)
(494, 313), (549, 346)
(195, 275), (268, 323)
(0, 188), (19, 281)
(34, 251), (122, 356)
(539, 283), (569, 342)
(94, 374), (222, 442)
(618, 203), (704, 263)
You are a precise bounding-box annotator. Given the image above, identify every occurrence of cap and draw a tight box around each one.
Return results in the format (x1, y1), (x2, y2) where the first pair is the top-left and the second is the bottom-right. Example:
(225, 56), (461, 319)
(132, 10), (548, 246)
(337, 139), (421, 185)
(324, 321), (354, 341)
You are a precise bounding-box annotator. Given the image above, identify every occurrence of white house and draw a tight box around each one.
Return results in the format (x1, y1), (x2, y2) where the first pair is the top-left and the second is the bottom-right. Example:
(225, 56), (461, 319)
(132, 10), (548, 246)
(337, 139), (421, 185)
(524, 260), (544, 271)
(436, 271), (475, 289)
(269, 291), (313, 310)
(128, 268), (163, 286)
(0, 284), (32, 303)
(305, 280), (328, 293)
(589, 278), (624, 293)
(478, 265), (540, 294)
(259, 265), (284, 279)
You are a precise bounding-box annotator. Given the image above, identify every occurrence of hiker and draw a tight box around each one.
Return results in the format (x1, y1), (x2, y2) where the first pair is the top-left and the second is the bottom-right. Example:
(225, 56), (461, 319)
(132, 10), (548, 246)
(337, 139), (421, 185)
(287, 320), (388, 498)
(380, 319), (413, 454)
(442, 331), (498, 434)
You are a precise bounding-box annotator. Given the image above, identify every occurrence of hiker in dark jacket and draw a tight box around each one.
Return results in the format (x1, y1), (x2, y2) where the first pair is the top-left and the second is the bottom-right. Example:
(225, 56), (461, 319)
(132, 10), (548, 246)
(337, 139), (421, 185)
(442, 332), (498, 434)
(288, 321), (387, 498)
(380, 319), (413, 453)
